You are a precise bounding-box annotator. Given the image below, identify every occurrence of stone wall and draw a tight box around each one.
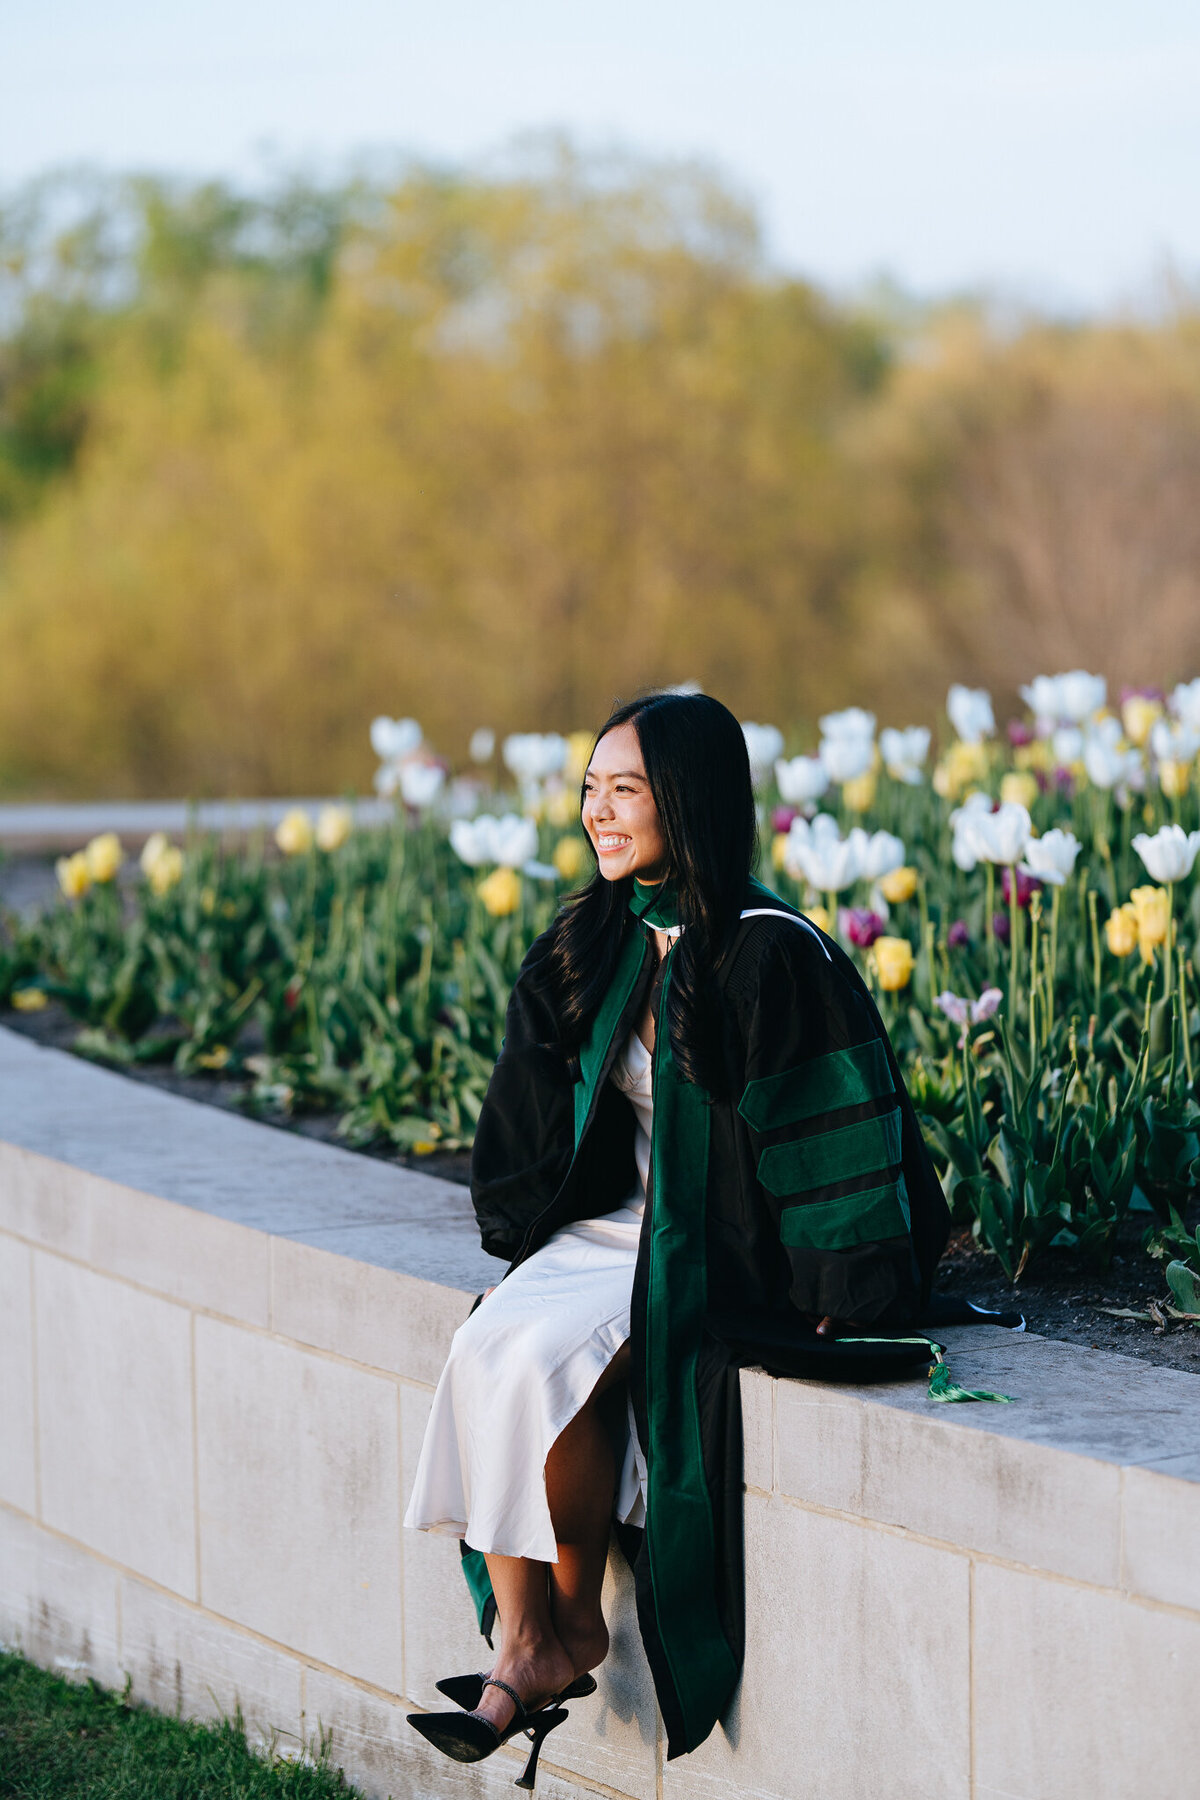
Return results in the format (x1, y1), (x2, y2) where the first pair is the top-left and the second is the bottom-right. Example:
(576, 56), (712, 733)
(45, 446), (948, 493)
(3, 1023), (1200, 1800)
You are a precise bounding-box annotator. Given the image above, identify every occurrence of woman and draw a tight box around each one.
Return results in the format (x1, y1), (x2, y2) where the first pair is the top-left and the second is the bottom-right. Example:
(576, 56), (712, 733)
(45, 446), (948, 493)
(405, 692), (949, 1783)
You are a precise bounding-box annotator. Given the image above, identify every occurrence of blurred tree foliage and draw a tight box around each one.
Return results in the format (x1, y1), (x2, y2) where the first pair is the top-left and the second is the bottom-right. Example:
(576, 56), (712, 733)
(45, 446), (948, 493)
(1, 146), (1199, 799)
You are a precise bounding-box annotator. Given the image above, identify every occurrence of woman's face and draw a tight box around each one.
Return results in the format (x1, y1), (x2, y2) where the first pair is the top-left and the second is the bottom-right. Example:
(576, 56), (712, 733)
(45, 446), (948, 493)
(581, 722), (670, 884)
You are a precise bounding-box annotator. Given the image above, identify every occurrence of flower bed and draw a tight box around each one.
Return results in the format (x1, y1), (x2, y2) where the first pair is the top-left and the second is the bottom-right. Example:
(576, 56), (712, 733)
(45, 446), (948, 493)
(3, 680), (1200, 1302)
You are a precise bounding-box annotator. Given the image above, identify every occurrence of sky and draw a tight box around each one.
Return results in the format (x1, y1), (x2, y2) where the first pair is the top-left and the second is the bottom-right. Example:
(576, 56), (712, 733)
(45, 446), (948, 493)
(4, 0), (1200, 311)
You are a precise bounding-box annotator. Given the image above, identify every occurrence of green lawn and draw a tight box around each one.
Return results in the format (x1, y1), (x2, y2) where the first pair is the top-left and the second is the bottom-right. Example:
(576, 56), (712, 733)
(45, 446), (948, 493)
(0, 1653), (362, 1800)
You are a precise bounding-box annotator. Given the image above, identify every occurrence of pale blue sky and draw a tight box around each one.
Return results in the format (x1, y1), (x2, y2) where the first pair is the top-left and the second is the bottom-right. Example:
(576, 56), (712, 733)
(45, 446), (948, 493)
(4, 0), (1199, 308)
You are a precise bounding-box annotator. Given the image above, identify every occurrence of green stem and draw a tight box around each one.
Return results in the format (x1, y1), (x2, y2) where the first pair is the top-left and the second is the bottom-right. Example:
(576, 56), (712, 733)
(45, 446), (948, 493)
(1180, 945), (1195, 1090)
(1028, 893), (1041, 1062)
(1164, 881), (1175, 1003)
(1008, 866), (1020, 1023)
(1087, 889), (1102, 1015)
(985, 863), (996, 982)
(1048, 885), (1060, 1036)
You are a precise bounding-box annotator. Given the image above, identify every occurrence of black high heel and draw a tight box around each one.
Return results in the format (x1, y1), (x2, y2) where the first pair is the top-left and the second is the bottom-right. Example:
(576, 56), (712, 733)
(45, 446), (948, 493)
(407, 1677), (570, 1791)
(436, 1669), (597, 1710)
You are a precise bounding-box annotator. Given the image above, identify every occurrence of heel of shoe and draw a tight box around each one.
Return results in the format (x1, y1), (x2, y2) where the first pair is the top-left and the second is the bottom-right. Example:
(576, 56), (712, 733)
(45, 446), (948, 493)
(514, 1706), (567, 1791)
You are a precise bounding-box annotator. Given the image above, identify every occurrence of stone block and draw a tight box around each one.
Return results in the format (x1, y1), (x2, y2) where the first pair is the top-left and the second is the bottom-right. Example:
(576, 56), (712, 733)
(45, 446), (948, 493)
(272, 1242), (473, 1384)
(0, 1235), (36, 1514)
(973, 1560), (1200, 1800)
(1122, 1459), (1200, 1613)
(399, 1383), (487, 1707)
(0, 1143), (91, 1259)
(195, 1317), (403, 1692)
(89, 1185), (271, 1325)
(775, 1381), (865, 1513)
(120, 1578), (304, 1748)
(662, 1497), (970, 1800)
(738, 1368), (773, 1493)
(0, 1505), (122, 1687)
(34, 1252), (196, 1596)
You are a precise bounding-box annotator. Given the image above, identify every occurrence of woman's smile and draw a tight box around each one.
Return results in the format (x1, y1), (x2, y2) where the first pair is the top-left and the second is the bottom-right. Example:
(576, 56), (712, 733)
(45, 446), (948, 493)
(581, 721), (669, 881)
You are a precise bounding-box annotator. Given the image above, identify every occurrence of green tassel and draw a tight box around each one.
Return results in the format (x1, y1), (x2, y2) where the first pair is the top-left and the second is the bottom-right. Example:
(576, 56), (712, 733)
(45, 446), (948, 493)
(836, 1336), (1013, 1404)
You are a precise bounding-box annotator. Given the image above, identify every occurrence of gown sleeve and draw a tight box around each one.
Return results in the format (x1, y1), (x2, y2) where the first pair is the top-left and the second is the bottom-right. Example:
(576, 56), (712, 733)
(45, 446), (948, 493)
(732, 920), (943, 1325)
(469, 922), (576, 1261)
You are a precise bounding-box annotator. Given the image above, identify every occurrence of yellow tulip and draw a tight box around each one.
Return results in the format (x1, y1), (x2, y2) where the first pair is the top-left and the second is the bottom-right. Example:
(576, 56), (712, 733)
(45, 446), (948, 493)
(1104, 903), (1138, 958)
(552, 835), (588, 881)
(139, 831), (170, 876)
(84, 832), (123, 883)
(147, 845), (184, 895)
(11, 988), (48, 1011)
(275, 809), (314, 855)
(1000, 771), (1039, 810)
(873, 935), (915, 992)
(315, 804), (352, 851)
(1130, 885), (1170, 963)
(1158, 758), (1191, 800)
(771, 831), (790, 871)
(879, 864), (918, 904)
(546, 786), (576, 827)
(55, 851), (91, 899)
(842, 770), (877, 812)
(1013, 739), (1053, 772)
(1121, 696), (1162, 747)
(803, 905), (831, 935)
(200, 886), (217, 915)
(565, 730), (594, 785)
(478, 866), (522, 917)
(932, 740), (989, 801)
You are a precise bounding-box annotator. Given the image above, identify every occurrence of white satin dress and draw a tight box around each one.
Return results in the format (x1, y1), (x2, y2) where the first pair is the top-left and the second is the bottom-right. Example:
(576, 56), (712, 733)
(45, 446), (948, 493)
(404, 1027), (652, 1562)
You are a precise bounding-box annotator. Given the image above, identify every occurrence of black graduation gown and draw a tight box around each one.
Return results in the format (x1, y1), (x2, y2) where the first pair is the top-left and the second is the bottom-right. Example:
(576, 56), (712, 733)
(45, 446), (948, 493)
(468, 876), (950, 1759)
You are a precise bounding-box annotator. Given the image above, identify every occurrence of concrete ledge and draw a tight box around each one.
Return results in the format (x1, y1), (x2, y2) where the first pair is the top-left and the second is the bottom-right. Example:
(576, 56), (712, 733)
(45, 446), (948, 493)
(3, 1023), (1199, 1800)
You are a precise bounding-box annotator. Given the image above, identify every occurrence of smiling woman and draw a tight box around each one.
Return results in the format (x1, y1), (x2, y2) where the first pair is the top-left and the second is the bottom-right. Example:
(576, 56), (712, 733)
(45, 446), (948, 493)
(402, 691), (950, 1782)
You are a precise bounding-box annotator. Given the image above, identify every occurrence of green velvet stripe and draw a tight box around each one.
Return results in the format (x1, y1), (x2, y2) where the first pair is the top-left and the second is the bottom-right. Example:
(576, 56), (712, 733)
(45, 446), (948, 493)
(756, 1105), (902, 1197)
(738, 1039), (894, 1132)
(459, 1544), (495, 1633)
(779, 1174), (911, 1249)
(575, 925), (647, 1144)
(643, 956), (740, 1751)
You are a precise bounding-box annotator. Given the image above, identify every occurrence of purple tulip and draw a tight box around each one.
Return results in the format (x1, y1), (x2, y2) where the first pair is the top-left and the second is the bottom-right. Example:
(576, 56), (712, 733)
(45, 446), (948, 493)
(841, 907), (885, 949)
(947, 919), (971, 949)
(1119, 683), (1165, 704)
(771, 805), (797, 834)
(1006, 719), (1034, 747)
(1001, 866), (1042, 910)
(1053, 766), (1076, 797)
(992, 910), (1011, 944)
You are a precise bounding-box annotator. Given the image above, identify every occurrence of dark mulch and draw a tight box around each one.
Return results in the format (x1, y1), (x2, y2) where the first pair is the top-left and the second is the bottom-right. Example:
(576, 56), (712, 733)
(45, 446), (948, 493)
(5, 1000), (1199, 1374)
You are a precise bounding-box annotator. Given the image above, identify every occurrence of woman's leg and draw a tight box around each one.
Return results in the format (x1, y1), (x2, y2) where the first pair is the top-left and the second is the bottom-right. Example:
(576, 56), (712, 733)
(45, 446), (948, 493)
(474, 1343), (631, 1733)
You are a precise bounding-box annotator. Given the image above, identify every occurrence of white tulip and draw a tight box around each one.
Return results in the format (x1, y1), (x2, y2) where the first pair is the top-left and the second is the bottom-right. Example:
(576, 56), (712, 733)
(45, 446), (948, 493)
(469, 728), (496, 763)
(399, 762), (445, 809)
(786, 825), (870, 893)
(1051, 726), (1083, 766)
(818, 706), (876, 743)
(1131, 824), (1200, 885)
(370, 716), (422, 762)
(949, 792), (994, 872)
(947, 685), (994, 745)
(1018, 675), (1062, 728)
(1021, 828), (1080, 887)
(819, 734), (874, 783)
(1150, 719), (1200, 765)
(1083, 723), (1141, 791)
(774, 755), (829, 806)
(450, 812), (539, 869)
(879, 726), (930, 785)
(503, 733), (569, 782)
(742, 723), (785, 784)
(961, 802), (1032, 867)
(1019, 672), (1105, 725)
(1169, 678), (1200, 735)
(1056, 671), (1107, 723)
(862, 831), (907, 880)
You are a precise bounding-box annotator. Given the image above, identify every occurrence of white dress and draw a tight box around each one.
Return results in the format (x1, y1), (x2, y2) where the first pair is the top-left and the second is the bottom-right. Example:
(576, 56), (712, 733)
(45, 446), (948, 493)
(403, 1027), (653, 1562)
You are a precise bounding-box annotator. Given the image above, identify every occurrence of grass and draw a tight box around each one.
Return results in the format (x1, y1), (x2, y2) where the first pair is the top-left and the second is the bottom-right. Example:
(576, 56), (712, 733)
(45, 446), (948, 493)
(0, 1652), (362, 1800)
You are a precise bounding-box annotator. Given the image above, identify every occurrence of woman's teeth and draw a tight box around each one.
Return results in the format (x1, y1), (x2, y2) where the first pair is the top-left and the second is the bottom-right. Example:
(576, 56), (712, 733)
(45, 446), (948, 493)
(598, 834), (632, 848)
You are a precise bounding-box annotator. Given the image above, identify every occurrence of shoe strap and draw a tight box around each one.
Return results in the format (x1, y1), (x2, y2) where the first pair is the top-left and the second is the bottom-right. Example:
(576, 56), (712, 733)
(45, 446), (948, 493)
(482, 1677), (528, 1724)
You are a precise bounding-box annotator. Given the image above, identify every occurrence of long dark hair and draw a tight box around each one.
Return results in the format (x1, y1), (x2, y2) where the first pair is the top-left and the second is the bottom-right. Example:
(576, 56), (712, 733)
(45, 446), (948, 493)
(542, 691), (759, 1092)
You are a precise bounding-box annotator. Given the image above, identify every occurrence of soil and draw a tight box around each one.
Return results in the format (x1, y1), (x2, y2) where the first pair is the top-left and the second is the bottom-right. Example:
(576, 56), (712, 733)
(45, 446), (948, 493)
(5, 998), (1199, 1375)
